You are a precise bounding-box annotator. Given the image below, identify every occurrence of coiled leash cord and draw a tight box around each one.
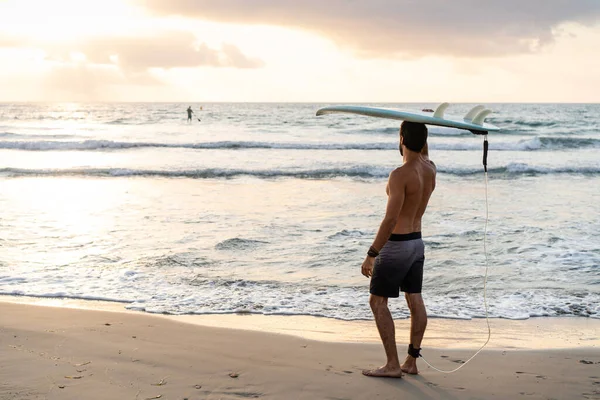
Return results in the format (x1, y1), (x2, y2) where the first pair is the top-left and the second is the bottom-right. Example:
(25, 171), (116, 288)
(418, 135), (491, 373)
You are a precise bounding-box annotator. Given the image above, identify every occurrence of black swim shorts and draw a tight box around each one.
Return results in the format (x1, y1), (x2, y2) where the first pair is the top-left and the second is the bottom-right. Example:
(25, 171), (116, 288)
(369, 232), (425, 298)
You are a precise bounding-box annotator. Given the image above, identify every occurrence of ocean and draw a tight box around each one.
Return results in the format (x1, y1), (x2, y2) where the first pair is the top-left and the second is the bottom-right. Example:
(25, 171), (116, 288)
(0, 102), (598, 321)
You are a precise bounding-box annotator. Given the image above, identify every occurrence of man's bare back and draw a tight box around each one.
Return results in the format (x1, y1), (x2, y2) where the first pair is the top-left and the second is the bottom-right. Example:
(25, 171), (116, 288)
(387, 154), (436, 235)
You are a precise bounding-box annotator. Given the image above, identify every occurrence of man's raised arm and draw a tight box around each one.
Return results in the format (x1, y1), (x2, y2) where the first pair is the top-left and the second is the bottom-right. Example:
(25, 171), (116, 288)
(421, 142), (429, 159)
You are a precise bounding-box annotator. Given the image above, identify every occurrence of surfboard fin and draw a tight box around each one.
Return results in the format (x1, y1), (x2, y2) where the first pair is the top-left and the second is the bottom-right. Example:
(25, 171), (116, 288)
(464, 105), (485, 122)
(472, 109), (492, 126)
(433, 102), (450, 119)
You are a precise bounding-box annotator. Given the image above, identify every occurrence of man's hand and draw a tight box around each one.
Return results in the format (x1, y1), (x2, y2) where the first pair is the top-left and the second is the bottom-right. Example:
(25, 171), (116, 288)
(361, 256), (375, 278)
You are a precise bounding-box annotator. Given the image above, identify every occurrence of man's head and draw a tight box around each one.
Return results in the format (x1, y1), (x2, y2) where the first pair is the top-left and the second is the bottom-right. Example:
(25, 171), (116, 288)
(399, 121), (428, 156)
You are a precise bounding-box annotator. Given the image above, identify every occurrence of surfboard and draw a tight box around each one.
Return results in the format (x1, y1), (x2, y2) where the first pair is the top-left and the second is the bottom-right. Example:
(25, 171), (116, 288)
(316, 103), (499, 134)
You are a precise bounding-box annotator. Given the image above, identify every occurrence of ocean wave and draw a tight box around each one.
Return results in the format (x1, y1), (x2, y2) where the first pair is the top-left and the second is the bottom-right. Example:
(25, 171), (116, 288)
(0, 132), (76, 139)
(106, 118), (151, 125)
(538, 137), (600, 149)
(2, 164), (599, 179)
(0, 167), (390, 179)
(327, 229), (370, 239)
(504, 120), (559, 128)
(0, 139), (396, 151)
(215, 238), (269, 250)
(440, 164), (600, 176)
(2, 136), (599, 152)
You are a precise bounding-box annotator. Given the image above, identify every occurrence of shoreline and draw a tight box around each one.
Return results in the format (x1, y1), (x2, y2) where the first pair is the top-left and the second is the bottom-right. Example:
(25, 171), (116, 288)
(2, 294), (598, 349)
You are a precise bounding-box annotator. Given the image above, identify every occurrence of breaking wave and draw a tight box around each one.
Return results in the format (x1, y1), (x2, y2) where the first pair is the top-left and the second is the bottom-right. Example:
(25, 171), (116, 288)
(2, 137), (599, 152)
(2, 164), (599, 179)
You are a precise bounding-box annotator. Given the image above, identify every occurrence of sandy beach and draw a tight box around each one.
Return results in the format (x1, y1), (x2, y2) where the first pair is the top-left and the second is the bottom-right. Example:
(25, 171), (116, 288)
(1, 299), (599, 400)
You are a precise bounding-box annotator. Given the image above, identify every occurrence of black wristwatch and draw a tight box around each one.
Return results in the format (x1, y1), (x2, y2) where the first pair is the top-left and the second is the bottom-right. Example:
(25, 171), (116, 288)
(367, 246), (379, 258)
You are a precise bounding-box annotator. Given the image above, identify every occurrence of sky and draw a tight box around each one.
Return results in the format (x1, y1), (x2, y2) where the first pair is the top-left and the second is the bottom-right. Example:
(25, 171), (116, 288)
(0, 0), (599, 102)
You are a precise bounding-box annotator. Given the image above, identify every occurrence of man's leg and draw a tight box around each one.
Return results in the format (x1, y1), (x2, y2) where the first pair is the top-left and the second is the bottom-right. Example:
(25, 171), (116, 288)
(362, 294), (403, 378)
(401, 293), (427, 374)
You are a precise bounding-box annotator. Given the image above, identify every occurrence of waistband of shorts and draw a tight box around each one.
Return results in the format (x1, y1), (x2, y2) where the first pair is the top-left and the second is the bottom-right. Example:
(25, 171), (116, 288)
(388, 232), (422, 241)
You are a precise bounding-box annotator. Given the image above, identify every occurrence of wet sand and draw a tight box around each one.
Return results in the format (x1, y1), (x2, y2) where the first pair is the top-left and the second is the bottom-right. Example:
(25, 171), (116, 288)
(1, 299), (599, 399)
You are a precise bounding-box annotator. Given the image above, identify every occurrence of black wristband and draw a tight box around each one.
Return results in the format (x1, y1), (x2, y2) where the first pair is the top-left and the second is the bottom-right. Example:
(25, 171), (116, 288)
(367, 246), (379, 258)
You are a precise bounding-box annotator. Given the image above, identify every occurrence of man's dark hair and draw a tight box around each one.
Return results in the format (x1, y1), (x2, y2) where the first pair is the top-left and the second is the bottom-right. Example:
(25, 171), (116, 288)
(400, 121), (428, 153)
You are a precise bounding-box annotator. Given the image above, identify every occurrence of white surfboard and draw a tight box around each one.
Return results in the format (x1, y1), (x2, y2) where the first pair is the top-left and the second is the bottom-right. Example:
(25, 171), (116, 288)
(316, 103), (499, 133)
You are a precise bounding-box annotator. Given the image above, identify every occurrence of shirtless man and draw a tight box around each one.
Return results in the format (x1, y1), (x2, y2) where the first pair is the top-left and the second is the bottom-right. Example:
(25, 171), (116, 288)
(361, 121), (436, 378)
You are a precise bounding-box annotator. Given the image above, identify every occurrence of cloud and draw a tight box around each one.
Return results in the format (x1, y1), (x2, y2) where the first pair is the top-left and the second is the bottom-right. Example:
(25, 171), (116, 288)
(0, 29), (264, 100)
(0, 30), (264, 70)
(140, 0), (600, 57)
(0, 33), (28, 47)
(68, 31), (264, 70)
(220, 43), (264, 68)
(41, 64), (125, 101)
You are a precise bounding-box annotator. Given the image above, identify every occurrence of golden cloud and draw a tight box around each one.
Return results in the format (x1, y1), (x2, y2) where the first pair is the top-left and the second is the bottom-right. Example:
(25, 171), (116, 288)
(139, 0), (600, 57)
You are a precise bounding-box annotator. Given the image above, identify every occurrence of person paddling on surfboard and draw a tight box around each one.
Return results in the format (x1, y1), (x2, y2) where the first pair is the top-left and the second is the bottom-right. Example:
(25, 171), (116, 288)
(186, 106), (194, 123)
(361, 121), (436, 378)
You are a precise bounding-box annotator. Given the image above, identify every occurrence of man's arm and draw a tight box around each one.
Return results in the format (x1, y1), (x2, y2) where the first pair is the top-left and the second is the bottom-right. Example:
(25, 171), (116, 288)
(422, 141), (436, 165)
(361, 169), (406, 277)
(371, 169), (406, 252)
(422, 141), (437, 192)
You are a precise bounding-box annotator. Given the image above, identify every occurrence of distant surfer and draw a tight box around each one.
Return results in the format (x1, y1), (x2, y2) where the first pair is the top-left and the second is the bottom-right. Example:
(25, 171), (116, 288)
(361, 121), (436, 378)
(186, 106), (194, 123)
(422, 108), (434, 113)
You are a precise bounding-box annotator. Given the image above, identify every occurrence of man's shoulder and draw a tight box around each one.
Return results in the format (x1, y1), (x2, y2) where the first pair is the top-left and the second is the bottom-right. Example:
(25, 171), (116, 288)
(389, 161), (436, 179)
(389, 166), (409, 182)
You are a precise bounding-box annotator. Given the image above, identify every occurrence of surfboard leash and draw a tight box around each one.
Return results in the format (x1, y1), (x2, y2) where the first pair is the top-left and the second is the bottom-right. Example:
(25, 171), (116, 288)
(418, 134), (491, 373)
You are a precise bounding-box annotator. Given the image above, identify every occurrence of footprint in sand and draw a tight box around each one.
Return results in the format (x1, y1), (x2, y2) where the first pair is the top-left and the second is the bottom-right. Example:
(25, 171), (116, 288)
(325, 366), (354, 376)
(196, 389), (262, 398)
(581, 391), (600, 400)
(516, 371), (548, 380)
(226, 391), (262, 398)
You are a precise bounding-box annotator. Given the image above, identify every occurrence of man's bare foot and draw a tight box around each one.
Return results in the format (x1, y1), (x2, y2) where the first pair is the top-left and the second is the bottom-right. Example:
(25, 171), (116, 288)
(362, 365), (403, 378)
(401, 356), (419, 375)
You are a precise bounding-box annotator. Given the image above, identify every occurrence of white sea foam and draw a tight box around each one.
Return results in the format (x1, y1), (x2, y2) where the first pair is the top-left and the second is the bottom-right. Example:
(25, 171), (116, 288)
(1, 270), (598, 320)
